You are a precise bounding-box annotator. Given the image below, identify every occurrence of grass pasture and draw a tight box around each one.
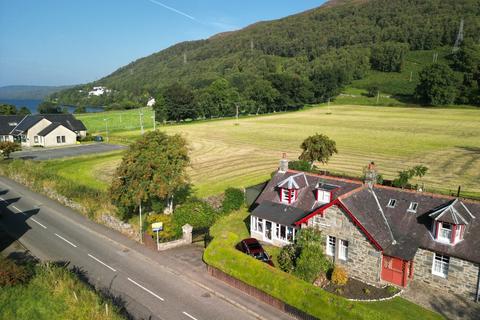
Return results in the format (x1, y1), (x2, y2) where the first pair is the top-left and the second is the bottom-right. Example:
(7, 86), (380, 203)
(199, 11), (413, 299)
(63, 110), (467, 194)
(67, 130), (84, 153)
(75, 105), (480, 199)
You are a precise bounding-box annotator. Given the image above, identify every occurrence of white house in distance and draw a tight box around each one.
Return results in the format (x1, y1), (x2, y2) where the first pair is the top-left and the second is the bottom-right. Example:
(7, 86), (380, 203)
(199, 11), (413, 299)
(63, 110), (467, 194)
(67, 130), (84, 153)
(147, 97), (156, 107)
(0, 114), (87, 148)
(88, 86), (111, 96)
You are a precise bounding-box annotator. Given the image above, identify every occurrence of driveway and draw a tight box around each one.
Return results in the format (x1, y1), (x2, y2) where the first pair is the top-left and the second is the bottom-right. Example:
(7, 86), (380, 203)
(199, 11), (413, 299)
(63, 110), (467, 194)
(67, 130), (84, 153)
(11, 143), (126, 161)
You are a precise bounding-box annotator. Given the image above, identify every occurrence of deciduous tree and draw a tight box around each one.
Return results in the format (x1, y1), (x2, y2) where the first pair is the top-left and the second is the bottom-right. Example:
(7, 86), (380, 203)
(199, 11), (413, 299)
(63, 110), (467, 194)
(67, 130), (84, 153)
(110, 131), (190, 220)
(415, 63), (457, 106)
(299, 133), (338, 167)
(0, 142), (21, 159)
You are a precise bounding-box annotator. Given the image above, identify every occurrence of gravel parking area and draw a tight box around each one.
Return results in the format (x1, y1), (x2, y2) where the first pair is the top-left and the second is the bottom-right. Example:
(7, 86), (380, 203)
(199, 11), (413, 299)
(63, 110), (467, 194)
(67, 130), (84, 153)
(11, 143), (126, 161)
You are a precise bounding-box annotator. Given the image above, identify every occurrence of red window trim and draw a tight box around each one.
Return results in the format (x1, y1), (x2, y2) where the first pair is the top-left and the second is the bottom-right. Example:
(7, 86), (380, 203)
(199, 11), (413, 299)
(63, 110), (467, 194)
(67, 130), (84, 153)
(435, 221), (440, 239)
(451, 224), (457, 244)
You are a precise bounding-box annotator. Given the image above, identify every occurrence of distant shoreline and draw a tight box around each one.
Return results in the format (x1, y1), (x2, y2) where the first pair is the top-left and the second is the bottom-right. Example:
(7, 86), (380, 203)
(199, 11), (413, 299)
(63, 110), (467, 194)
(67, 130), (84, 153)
(0, 98), (104, 114)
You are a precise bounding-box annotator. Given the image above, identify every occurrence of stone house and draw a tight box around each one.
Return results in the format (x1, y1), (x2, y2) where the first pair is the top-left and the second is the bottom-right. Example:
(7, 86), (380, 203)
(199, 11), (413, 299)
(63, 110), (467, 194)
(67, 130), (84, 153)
(0, 114), (87, 147)
(250, 158), (480, 301)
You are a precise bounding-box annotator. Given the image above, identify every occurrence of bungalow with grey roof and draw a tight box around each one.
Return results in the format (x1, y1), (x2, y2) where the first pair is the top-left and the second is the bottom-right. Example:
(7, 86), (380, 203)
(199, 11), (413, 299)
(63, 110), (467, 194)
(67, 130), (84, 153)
(251, 157), (480, 301)
(0, 114), (87, 148)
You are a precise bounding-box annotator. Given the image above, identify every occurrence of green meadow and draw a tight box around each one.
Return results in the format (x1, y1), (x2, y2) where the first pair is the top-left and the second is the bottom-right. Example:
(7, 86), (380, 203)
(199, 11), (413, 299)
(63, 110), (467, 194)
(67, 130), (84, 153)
(72, 104), (480, 199)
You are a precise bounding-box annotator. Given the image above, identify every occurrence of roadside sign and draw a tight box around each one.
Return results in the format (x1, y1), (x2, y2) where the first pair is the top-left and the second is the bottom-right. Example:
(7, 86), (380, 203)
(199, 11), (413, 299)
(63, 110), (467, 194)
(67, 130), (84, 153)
(152, 222), (163, 232)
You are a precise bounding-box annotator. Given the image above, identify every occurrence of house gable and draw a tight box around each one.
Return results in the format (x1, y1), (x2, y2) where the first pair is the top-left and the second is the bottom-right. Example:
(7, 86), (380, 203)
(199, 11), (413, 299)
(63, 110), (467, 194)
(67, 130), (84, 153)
(306, 204), (382, 284)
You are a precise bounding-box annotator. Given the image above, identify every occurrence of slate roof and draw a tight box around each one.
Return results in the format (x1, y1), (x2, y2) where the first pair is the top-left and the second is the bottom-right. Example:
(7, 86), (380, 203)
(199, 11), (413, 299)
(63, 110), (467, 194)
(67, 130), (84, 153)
(8, 114), (86, 135)
(253, 169), (480, 264)
(0, 115), (25, 135)
(428, 199), (474, 225)
(37, 123), (63, 136)
(254, 170), (362, 216)
(251, 201), (305, 227)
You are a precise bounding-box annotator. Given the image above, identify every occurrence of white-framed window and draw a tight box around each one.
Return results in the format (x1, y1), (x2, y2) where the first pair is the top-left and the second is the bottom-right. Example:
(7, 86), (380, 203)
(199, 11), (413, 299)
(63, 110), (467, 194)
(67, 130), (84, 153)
(257, 218), (263, 233)
(275, 224), (286, 240)
(317, 190), (331, 203)
(286, 227), (295, 242)
(61, 136), (66, 143)
(432, 253), (449, 278)
(56, 136), (61, 143)
(251, 216), (258, 232)
(339, 239), (349, 261)
(281, 188), (290, 203)
(387, 199), (397, 208)
(34, 136), (39, 144)
(438, 222), (452, 242)
(408, 202), (418, 213)
(326, 235), (336, 256)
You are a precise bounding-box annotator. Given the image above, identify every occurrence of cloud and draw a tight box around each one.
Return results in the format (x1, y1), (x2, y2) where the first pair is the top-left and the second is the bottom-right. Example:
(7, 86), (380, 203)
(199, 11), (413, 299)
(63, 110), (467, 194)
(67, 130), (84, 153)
(147, 0), (197, 21)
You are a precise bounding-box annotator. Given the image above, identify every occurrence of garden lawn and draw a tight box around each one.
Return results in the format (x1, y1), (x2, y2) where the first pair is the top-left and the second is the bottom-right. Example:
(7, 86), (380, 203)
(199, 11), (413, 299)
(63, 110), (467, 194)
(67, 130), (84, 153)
(46, 151), (124, 191)
(204, 209), (443, 320)
(77, 104), (480, 199)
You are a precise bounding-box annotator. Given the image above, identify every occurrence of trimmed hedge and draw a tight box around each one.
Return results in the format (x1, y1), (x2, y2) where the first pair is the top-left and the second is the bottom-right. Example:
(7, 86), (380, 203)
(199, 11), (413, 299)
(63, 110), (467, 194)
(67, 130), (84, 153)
(172, 199), (218, 230)
(204, 209), (442, 320)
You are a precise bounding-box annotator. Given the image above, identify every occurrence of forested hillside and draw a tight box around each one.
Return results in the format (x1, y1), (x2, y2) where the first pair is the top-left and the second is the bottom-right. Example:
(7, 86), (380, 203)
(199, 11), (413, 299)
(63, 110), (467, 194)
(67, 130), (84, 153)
(52, 0), (480, 117)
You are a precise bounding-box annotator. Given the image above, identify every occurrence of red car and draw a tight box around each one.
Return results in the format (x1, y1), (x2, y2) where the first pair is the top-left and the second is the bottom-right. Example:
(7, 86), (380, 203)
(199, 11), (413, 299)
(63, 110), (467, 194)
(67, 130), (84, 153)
(237, 238), (274, 266)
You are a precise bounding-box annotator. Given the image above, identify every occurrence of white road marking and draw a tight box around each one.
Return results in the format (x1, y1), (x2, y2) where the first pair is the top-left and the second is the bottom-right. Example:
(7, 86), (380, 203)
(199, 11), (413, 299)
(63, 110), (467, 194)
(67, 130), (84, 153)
(30, 218), (47, 229)
(127, 277), (164, 301)
(88, 254), (117, 272)
(182, 311), (198, 320)
(54, 233), (78, 248)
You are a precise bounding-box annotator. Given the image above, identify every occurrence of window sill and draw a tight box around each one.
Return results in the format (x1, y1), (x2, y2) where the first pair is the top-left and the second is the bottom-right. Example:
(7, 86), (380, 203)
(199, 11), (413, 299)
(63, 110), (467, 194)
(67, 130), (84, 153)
(432, 272), (448, 279)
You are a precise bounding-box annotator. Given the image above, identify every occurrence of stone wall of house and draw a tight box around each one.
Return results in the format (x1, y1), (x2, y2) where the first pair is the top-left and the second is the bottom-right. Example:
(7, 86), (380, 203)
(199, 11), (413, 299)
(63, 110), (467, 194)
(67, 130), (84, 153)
(306, 205), (382, 285)
(413, 248), (479, 300)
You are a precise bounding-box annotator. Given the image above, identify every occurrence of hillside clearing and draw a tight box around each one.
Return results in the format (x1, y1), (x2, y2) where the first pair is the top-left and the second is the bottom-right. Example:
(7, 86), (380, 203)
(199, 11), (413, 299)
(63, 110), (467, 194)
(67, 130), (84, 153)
(89, 104), (480, 198)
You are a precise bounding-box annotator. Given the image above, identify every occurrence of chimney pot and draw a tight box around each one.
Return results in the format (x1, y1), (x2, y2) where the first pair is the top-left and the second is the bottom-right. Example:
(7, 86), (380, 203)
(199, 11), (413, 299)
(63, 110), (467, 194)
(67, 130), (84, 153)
(279, 153), (289, 173)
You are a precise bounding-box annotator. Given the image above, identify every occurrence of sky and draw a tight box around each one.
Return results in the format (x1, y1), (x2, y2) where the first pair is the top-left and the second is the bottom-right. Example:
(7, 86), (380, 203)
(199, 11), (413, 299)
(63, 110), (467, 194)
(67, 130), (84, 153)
(0, 0), (326, 87)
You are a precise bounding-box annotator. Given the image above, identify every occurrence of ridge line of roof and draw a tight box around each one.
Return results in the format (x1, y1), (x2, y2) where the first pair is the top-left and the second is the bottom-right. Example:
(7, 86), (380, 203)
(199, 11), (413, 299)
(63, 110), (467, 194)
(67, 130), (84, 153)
(286, 169), (363, 185)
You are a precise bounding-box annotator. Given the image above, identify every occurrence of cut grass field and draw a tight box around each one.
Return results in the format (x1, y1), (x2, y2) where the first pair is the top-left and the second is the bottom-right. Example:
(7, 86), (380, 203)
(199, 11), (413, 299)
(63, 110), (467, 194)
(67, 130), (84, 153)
(204, 208), (442, 320)
(71, 104), (480, 199)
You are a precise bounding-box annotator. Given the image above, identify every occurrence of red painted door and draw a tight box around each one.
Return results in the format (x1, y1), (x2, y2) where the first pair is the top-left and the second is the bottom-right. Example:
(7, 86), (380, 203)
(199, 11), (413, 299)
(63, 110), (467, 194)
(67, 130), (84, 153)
(381, 255), (407, 287)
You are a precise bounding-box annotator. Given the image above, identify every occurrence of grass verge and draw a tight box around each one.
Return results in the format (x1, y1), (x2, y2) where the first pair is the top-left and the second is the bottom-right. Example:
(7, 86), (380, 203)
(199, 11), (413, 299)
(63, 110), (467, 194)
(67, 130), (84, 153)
(0, 261), (124, 320)
(203, 209), (443, 320)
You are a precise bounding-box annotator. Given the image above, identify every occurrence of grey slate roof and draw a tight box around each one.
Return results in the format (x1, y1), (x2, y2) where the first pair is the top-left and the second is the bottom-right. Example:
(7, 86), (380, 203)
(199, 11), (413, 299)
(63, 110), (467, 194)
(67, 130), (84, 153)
(429, 199), (474, 225)
(255, 170), (362, 217)
(37, 123), (63, 136)
(0, 115), (25, 135)
(251, 201), (305, 227)
(9, 114), (86, 135)
(253, 169), (480, 263)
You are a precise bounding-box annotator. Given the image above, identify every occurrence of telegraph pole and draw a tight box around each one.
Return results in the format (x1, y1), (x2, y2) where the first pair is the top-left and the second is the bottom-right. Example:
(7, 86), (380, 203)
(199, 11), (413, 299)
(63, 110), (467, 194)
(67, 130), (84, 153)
(103, 118), (109, 143)
(139, 112), (144, 135)
(452, 18), (464, 53)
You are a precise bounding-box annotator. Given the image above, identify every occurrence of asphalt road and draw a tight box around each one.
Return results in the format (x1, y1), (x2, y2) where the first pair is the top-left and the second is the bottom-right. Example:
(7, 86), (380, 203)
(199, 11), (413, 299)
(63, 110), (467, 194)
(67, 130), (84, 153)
(0, 177), (293, 320)
(11, 143), (126, 161)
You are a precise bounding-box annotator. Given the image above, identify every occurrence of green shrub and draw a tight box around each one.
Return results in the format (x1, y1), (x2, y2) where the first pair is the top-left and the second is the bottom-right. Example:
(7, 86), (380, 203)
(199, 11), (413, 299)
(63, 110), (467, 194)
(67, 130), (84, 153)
(293, 244), (331, 283)
(221, 188), (244, 214)
(0, 257), (32, 287)
(172, 199), (218, 230)
(144, 213), (181, 241)
(278, 244), (297, 273)
(331, 265), (348, 286)
(288, 160), (316, 172)
(386, 285), (398, 295)
(366, 86), (379, 98)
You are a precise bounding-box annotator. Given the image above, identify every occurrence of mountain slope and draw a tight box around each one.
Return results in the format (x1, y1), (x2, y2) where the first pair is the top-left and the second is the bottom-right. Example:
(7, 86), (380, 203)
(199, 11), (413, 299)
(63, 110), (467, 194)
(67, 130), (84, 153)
(0, 85), (72, 100)
(54, 0), (480, 107)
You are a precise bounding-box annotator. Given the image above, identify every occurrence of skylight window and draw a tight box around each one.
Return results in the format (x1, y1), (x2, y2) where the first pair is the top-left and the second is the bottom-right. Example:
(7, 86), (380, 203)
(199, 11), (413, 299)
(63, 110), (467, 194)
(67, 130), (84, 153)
(387, 199), (397, 208)
(408, 202), (418, 213)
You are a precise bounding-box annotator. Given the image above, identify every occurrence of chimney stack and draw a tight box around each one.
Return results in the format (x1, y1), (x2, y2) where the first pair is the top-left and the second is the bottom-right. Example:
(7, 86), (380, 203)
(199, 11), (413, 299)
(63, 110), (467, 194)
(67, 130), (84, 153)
(364, 161), (378, 188)
(279, 153), (289, 173)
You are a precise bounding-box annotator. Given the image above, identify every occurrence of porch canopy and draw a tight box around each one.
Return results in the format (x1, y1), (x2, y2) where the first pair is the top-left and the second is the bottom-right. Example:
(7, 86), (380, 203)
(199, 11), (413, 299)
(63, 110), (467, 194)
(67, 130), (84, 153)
(251, 201), (304, 228)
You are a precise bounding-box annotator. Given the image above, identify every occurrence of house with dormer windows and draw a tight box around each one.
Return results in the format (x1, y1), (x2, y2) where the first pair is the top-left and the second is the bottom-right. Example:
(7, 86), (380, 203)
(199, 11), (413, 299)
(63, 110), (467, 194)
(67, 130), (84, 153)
(250, 157), (480, 302)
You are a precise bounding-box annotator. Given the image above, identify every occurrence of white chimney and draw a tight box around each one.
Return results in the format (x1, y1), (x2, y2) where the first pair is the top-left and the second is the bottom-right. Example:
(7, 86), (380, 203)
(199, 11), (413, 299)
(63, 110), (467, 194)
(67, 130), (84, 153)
(279, 153), (289, 173)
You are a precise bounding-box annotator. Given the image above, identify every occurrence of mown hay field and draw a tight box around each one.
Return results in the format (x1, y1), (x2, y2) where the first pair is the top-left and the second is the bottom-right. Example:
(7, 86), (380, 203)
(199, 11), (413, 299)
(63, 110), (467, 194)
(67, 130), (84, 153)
(103, 105), (480, 198)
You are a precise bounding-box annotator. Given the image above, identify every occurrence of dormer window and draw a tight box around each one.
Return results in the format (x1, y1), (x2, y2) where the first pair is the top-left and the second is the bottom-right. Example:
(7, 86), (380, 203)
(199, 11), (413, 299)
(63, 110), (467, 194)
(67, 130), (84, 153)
(432, 221), (465, 244)
(408, 202), (418, 213)
(280, 188), (297, 204)
(316, 190), (331, 204)
(429, 199), (473, 245)
(438, 222), (452, 242)
(387, 199), (397, 208)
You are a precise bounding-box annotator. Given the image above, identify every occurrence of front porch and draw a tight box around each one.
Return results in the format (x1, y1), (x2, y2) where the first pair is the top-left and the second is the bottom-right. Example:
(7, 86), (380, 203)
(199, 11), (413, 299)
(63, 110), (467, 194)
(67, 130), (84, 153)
(250, 215), (298, 247)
